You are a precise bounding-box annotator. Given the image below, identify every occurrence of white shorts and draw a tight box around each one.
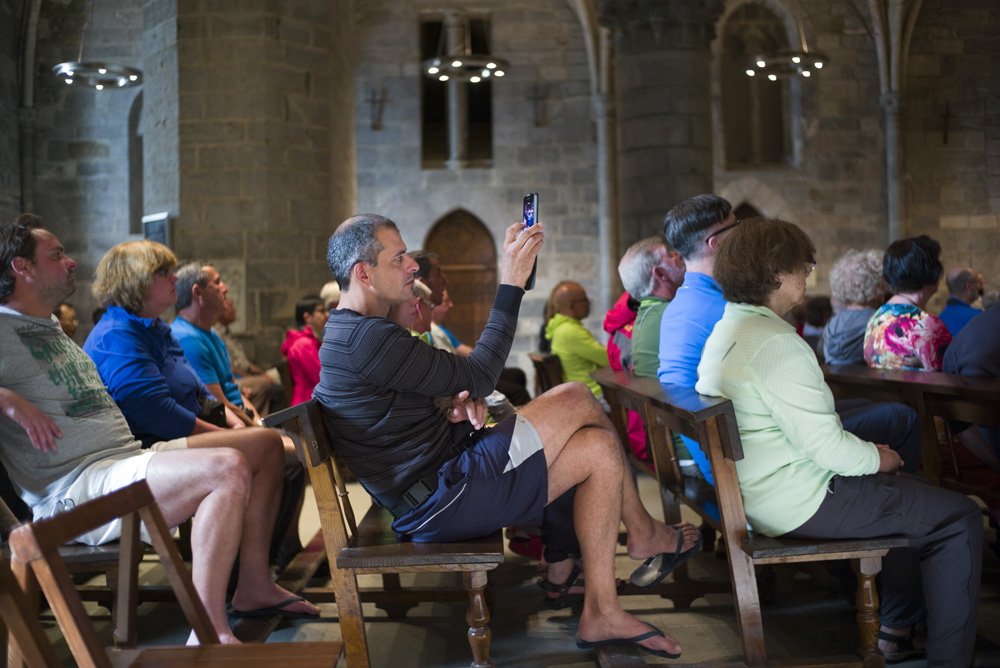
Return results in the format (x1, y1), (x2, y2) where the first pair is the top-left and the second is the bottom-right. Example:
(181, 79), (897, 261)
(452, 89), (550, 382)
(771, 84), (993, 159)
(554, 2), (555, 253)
(37, 437), (188, 546)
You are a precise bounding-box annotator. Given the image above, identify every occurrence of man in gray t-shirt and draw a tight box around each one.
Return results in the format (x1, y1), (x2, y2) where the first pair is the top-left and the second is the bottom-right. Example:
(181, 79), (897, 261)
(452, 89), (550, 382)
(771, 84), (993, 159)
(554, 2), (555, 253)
(0, 215), (318, 643)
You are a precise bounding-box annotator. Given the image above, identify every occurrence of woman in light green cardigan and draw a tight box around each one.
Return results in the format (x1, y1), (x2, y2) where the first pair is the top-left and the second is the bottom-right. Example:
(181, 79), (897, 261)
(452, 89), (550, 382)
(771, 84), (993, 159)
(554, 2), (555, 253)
(695, 217), (982, 667)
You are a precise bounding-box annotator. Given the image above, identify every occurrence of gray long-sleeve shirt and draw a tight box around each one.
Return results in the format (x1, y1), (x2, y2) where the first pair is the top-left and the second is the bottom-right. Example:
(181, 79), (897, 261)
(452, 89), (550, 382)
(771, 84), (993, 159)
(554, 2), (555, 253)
(313, 285), (523, 501)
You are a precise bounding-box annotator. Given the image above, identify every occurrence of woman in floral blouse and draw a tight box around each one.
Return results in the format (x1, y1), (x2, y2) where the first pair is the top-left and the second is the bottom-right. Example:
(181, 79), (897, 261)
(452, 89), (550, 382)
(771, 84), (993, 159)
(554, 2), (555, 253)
(864, 235), (951, 371)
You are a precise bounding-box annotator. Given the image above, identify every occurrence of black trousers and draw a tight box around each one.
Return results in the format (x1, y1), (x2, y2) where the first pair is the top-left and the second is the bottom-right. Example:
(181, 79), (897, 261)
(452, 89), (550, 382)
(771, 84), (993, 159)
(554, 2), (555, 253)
(785, 473), (982, 668)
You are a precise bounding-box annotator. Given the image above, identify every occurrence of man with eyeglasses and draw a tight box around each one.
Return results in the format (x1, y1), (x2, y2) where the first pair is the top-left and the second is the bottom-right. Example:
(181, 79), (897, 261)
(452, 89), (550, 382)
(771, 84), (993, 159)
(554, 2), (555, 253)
(543, 281), (610, 401)
(657, 195), (920, 485)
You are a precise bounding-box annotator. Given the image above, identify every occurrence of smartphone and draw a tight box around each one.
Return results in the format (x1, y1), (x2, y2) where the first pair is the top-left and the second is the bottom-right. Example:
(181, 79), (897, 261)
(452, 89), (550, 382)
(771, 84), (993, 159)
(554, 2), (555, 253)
(522, 193), (539, 290)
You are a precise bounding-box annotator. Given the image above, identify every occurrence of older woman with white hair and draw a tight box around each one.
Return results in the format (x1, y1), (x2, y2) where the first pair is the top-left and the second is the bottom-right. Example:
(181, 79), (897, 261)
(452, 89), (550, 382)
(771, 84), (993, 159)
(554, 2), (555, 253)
(823, 249), (886, 365)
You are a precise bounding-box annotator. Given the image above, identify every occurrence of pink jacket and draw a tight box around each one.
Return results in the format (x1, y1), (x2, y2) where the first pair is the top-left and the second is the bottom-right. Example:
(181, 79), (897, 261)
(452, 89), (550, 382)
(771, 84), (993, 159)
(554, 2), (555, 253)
(281, 327), (321, 406)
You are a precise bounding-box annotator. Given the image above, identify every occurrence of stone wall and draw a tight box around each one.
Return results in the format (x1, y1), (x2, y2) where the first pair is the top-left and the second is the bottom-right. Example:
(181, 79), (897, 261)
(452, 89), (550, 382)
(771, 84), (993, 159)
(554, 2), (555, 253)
(904, 0), (1000, 311)
(32, 0), (144, 340)
(0, 0), (19, 222)
(712, 0), (887, 298)
(713, 0), (1000, 314)
(353, 0), (602, 374)
(164, 0), (351, 364)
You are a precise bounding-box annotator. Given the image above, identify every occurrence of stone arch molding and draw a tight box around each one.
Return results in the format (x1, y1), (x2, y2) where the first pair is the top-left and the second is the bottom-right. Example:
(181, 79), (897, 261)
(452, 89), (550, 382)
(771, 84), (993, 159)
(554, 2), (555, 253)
(714, 0), (817, 55)
(718, 176), (794, 220)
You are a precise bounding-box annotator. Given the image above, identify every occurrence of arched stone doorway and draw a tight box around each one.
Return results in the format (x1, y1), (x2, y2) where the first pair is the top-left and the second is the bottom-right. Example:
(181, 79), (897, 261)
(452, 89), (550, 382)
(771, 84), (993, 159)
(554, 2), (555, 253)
(424, 210), (498, 345)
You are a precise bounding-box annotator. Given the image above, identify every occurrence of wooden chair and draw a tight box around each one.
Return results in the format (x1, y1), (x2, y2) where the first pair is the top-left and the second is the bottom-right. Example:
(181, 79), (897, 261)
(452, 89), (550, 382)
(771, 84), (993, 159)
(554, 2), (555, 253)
(276, 359), (295, 406)
(593, 368), (908, 667)
(7, 480), (343, 668)
(528, 352), (563, 396)
(0, 554), (61, 668)
(264, 399), (504, 668)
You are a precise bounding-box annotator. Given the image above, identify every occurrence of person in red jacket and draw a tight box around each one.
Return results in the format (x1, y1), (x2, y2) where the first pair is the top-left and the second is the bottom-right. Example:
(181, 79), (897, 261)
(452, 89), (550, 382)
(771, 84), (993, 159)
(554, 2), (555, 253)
(602, 292), (648, 462)
(281, 295), (327, 405)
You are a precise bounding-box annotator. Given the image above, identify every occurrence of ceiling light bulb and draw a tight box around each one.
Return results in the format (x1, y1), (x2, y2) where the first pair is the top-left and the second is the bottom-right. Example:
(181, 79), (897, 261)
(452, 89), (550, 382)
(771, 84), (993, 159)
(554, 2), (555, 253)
(129, 74), (138, 81)
(482, 69), (490, 77)
(470, 76), (481, 82)
(767, 74), (777, 81)
(439, 75), (449, 81)
(746, 69), (755, 76)
(494, 70), (504, 77)
(67, 70), (74, 77)
(428, 66), (439, 74)
(814, 62), (823, 69)
(802, 70), (811, 77)
(791, 56), (801, 64)
(65, 78), (73, 84)
(95, 84), (104, 90)
(98, 68), (107, 74)
(487, 62), (496, 69)
(757, 60), (765, 68)
(451, 60), (462, 68)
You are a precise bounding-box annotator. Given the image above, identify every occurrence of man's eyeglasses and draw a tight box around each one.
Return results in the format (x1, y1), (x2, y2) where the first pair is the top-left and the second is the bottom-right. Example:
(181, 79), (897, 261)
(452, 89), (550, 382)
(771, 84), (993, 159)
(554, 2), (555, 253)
(704, 219), (742, 244)
(806, 260), (816, 276)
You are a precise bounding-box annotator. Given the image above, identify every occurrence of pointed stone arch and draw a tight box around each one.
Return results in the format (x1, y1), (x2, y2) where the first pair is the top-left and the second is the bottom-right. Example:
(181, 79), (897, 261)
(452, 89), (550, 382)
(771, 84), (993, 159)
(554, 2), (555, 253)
(718, 175), (794, 220)
(423, 209), (498, 345)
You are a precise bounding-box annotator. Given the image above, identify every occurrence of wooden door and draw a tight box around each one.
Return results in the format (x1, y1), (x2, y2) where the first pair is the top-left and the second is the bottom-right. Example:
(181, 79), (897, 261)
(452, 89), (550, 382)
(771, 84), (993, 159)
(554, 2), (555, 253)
(424, 211), (497, 346)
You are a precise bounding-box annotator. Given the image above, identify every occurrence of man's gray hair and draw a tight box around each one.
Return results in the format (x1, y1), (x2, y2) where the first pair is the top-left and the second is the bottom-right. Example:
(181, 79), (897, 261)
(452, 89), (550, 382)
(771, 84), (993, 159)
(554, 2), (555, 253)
(326, 214), (398, 292)
(618, 236), (669, 299)
(174, 261), (210, 311)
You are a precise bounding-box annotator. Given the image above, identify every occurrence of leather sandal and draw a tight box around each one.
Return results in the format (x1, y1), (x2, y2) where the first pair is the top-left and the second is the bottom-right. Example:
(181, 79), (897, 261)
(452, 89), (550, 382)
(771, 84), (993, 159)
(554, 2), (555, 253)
(877, 629), (925, 664)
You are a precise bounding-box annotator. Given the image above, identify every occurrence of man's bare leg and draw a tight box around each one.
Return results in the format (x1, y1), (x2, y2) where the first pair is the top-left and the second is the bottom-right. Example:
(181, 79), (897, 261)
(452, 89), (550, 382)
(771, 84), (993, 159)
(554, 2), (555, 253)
(183, 428), (319, 617)
(518, 382), (698, 656)
(145, 447), (252, 643)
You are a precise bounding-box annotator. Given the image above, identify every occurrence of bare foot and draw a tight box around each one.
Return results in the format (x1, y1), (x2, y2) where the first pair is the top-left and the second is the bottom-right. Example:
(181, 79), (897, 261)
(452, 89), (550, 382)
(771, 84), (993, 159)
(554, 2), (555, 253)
(579, 606), (681, 657)
(230, 582), (321, 617)
(626, 521), (700, 561)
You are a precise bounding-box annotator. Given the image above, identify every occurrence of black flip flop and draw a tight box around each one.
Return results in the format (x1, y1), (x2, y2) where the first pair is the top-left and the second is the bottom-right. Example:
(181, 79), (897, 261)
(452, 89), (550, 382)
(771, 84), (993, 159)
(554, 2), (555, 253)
(576, 623), (681, 659)
(629, 524), (702, 590)
(226, 595), (319, 620)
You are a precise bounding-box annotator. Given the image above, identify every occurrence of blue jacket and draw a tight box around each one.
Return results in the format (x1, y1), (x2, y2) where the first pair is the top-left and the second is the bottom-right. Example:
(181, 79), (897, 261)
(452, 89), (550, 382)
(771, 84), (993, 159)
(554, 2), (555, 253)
(938, 297), (982, 336)
(84, 305), (210, 447)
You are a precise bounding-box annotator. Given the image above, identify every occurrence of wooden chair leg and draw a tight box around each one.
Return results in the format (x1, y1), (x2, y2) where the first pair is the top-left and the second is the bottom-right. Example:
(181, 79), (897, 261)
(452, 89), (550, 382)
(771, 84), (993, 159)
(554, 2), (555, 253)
(728, 552), (767, 667)
(334, 570), (370, 668)
(853, 557), (886, 668)
(463, 570), (493, 668)
(7, 559), (35, 668)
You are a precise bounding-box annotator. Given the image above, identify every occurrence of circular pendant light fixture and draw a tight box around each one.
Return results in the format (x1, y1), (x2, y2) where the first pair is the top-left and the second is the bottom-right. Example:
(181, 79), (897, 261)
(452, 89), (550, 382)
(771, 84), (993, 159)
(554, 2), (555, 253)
(745, 16), (827, 81)
(422, 14), (507, 83)
(52, 0), (143, 90)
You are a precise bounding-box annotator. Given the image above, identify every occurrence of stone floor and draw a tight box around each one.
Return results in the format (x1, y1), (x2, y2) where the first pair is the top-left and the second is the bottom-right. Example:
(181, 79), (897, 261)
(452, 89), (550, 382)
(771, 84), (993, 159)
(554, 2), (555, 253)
(38, 475), (1000, 667)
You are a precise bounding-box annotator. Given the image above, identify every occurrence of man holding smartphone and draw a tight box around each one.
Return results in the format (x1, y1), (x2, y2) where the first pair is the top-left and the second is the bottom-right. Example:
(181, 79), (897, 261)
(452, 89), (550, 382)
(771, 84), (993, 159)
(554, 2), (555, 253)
(316, 213), (699, 660)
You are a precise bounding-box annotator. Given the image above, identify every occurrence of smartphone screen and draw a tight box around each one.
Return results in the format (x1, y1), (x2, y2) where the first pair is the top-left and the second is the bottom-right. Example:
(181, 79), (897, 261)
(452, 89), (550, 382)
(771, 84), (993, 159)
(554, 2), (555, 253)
(522, 193), (539, 290)
(523, 193), (538, 227)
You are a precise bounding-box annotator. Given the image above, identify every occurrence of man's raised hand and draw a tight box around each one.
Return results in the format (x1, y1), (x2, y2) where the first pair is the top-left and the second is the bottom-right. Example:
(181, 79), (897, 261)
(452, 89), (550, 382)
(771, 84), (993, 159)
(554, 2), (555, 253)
(500, 221), (544, 288)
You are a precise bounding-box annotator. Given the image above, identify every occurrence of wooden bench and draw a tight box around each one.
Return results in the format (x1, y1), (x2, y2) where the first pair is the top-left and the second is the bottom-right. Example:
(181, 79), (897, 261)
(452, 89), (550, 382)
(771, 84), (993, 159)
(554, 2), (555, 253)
(592, 367), (908, 667)
(528, 352), (563, 395)
(8, 480), (343, 668)
(264, 399), (504, 668)
(823, 364), (1000, 513)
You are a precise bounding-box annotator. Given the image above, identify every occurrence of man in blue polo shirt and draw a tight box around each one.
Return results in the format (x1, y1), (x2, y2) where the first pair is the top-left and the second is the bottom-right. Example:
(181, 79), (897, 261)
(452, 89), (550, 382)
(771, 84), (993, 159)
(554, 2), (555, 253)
(939, 266), (984, 335)
(657, 195), (921, 484)
(171, 262), (256, 426)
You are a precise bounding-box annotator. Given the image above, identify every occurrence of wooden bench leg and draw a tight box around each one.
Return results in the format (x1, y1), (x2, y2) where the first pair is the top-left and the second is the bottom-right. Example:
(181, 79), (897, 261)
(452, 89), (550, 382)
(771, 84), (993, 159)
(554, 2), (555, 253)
(853, 557), (885, 668)
(463, 570), (493, 668)
(334, 570), (371, 668)
(375, 573), (418, 619)
(729, 552), (767, 667)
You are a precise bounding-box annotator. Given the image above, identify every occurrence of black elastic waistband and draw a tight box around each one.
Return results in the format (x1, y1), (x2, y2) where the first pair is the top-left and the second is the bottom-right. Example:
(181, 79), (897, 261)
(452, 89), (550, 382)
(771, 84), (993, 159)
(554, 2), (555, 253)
(381, 429), (479, 519)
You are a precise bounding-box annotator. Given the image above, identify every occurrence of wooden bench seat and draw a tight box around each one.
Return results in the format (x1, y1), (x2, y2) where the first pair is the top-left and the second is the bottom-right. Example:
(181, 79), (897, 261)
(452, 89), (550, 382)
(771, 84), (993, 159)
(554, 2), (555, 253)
(264, 399), (503, 668)
(592, 367), (908, 668)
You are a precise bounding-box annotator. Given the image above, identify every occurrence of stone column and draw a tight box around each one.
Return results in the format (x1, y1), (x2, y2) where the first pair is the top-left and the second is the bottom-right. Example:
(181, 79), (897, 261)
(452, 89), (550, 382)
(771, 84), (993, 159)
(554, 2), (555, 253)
(444, 10), (469, 170)
(599, 0), (722, 250)
(142, 0), (356, 361)
(881, 92), (903, 243)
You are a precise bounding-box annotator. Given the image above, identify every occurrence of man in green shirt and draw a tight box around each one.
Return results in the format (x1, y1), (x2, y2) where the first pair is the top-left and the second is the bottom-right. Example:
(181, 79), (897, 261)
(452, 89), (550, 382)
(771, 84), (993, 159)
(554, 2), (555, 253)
(544, 282), (609, 399)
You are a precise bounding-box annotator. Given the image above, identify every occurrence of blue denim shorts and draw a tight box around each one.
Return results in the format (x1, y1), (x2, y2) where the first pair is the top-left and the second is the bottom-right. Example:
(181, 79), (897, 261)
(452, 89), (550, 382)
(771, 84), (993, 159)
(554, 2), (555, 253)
(392, 414), (547, 542)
